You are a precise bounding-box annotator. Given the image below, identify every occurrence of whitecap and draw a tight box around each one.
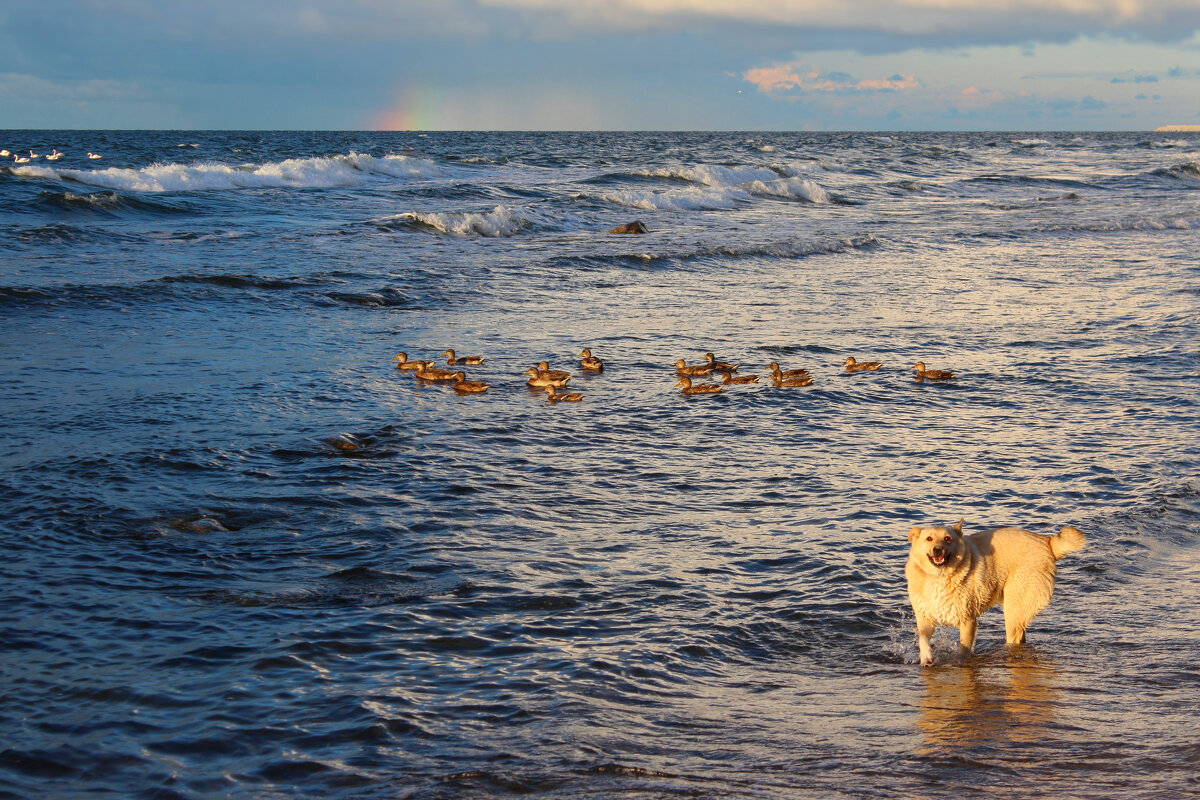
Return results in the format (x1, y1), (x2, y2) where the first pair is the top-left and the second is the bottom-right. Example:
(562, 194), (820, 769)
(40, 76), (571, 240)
(392, 205), (526, 237)
(744, 177), (829, 203)
(10, 152), (443, 193)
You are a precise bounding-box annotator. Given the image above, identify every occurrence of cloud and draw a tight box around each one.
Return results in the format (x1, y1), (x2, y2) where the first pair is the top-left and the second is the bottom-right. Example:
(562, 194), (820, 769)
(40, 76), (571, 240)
(743, 63), (921, 95)
(479, 0), (1200, 46)
(0, 72), (141, 102)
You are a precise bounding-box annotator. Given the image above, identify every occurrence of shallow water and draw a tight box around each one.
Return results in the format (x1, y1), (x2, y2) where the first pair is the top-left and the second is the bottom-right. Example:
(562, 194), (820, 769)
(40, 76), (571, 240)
(1, 130), (1198, 799)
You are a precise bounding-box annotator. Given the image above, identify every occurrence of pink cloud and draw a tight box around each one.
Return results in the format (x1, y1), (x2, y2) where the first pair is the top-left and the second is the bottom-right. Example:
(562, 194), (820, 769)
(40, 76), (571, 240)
(743, 64), (921, 95)
(856, 74), (919, 91)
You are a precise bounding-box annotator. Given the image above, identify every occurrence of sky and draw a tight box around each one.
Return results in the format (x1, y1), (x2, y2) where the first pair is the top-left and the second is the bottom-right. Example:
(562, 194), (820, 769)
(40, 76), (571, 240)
(2, 0), (1200, 131)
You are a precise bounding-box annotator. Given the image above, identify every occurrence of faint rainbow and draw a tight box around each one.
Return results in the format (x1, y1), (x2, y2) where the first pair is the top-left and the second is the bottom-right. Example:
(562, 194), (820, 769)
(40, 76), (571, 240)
(369, 85), (439, 131)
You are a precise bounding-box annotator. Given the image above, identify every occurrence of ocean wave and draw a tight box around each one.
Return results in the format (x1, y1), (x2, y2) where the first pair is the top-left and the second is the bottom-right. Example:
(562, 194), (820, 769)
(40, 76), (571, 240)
(10, 152), (443, 193)
(639, 164), (783, 186)
(1151, 161), (1200, 181)
(380, 205), (528, 237)
(34, 190), (192, 215)
(0, 272), (331, 309)
(582, 186), (747, 211)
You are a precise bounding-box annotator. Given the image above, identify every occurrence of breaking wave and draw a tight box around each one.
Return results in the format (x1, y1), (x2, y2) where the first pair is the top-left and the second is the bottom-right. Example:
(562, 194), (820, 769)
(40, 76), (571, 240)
(380, 205), (529, 237)
(9, 152), (444, 193)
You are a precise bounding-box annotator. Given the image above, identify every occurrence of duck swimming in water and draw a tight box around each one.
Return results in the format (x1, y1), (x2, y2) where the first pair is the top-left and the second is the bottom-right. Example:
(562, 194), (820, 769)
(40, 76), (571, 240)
(843, 356), (882, 372)
(414, 361), (460, 382)
(543, 385), (584, 402)
(442, 349), (484, 365)
(674, 375), (722, 395)
(674, 359), (712, 376)
(392, 352), (425, 371)
(912, 362), (955, 381)
(722, 372), (759, 385)
(769, 365), (814, 386)
(535, 361), (572, 381)
(703, 352), (739, 372)
(767, 362), (810, 379)
(452, 372), (489, 393)
(524, 367), (570, 388)
(579, 348), (604, 372)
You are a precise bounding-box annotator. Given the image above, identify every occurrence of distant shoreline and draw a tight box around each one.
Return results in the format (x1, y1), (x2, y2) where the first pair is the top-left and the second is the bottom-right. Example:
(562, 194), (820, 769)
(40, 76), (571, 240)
(1154, 124), (1200, 132)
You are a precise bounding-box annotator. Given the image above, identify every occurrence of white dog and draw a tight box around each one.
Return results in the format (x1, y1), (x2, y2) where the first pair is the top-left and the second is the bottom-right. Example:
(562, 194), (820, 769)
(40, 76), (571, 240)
(906, 519), (1085, 666)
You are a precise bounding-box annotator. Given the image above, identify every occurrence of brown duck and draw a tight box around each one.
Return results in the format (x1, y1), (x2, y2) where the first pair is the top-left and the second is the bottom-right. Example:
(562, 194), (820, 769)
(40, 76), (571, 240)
(451, 372), (489, 393)
(912, 362), (955, 381)
(674, 359), (712, 376)
(767, 362), (810, 379)
(674, 375), (722, 395)
(843, 356), (882, 372)
(543, 385), (584, 402)
(579, 349), (604, 372)
(442, 349), (484, 366)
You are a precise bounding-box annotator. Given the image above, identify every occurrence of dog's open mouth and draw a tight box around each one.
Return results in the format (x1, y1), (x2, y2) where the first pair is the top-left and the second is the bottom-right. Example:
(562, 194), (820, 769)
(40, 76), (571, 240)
(929, 552), (948, 567)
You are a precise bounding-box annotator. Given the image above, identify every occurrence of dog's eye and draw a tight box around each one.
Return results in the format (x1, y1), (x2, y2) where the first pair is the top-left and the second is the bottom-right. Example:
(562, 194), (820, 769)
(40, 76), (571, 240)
(925, 536), (932, 541)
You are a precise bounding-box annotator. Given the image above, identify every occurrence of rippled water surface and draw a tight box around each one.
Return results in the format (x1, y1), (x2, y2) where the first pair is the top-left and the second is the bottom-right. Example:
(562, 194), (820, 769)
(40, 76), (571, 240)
(1, 130), (1198, 799)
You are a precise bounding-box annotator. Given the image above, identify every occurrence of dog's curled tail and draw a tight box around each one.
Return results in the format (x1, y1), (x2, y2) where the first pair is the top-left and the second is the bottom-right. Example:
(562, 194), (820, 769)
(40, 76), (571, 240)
(1050, 526), (1085, 560)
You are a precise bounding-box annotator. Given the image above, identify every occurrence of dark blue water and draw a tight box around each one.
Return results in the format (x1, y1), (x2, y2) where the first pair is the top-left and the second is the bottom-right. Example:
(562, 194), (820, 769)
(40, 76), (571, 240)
(2, 130), (1198, 799)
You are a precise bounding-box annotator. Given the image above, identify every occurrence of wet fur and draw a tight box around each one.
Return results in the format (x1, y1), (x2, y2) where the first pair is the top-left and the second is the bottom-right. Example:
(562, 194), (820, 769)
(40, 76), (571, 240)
(906, 519), (1084, 666)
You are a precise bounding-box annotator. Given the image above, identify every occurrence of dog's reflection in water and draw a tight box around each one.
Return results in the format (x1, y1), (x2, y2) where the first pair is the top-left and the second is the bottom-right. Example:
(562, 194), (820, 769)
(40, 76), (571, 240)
(916, 647), (1059, 753)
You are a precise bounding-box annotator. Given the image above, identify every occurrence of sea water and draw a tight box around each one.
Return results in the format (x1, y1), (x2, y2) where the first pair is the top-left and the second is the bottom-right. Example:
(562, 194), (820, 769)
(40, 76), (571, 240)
(1, 130), (1198, 799)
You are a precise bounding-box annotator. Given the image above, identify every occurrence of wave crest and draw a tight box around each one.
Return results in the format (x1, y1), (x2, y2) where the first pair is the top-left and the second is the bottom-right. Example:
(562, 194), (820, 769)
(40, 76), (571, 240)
(384, 206), (528, 237)
(11, 152), (443, 193)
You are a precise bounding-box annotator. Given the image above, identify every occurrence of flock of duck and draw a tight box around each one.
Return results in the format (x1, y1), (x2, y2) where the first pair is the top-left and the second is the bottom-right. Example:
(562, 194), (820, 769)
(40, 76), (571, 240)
(3, 147), (102, 163)
(389, 348), (955, 402)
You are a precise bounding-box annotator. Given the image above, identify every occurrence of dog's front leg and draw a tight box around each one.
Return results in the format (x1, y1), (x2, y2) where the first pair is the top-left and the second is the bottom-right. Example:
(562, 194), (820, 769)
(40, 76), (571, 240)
(957, 618), (977, 660)
(916, 615), (936, 666)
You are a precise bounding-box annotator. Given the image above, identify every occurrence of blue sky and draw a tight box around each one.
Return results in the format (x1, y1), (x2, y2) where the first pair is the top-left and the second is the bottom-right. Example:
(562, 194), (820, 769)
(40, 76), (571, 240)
(2, 0), (1199, 130)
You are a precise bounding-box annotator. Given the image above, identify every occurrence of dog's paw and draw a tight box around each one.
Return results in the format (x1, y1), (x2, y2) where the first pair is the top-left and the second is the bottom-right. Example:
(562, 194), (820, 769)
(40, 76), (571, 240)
(920, 656), (935, 667)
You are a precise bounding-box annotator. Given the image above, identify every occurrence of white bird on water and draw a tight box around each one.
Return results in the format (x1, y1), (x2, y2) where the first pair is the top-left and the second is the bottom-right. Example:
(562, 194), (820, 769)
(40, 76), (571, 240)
(45, 148), (63, 161)
(28, 150), (40, 160)
(88, 152), (102, 160)
(0, 149), (9, 157)
(13, 153), (30, 163)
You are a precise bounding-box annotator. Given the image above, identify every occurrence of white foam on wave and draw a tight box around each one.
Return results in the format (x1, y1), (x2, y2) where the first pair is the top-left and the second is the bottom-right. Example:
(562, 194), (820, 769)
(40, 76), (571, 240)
(745, 177), (829, 203)
(586, 171), (827, 210)
(11, 152), (443, 193)
(641, 164), (782, 187)
(584, 186), (749, 211)
(393, 205), (526, 237)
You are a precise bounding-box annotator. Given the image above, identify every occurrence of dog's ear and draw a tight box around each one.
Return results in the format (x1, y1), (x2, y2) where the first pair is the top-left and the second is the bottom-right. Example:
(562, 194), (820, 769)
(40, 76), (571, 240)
(952, 518), (964, 535)
(908, 527), (922, 542)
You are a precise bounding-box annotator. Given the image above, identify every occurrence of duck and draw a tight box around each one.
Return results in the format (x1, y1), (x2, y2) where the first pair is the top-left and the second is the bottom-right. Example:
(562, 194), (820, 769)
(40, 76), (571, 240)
(674, 358), (712, 376)
(442, 349), (484, 366)
(12, 153), (29, 164)
(703, 352), (739, 372)
(674, 375), (722, 395)
(912, 362), (955, 381)
(769, 366), (814, 386)
(579, 348), (604, 372)
(773, 373), (814, 387)
(45, 149), (62, 161)
(392, 352), (425, 371)
(88, 152), (102, 159)
(414, 361), (460, 382)
(543, 385), (584, 402)
(767, 362), (810, 379)
(722, 372), (759, 385)
(843, 356), (882, 372)
(523, 367), (570, 388)
(535, 361), (571, 381)
(452, 372), (489, 393)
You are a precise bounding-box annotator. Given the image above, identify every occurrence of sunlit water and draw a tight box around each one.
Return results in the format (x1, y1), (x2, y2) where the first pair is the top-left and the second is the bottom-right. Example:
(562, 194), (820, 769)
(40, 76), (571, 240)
(1, 130), (1198, 799)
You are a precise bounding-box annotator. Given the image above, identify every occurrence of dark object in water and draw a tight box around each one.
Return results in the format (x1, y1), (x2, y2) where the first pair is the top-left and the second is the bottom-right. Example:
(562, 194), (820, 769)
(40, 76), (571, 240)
(609, 220), (648, 234)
